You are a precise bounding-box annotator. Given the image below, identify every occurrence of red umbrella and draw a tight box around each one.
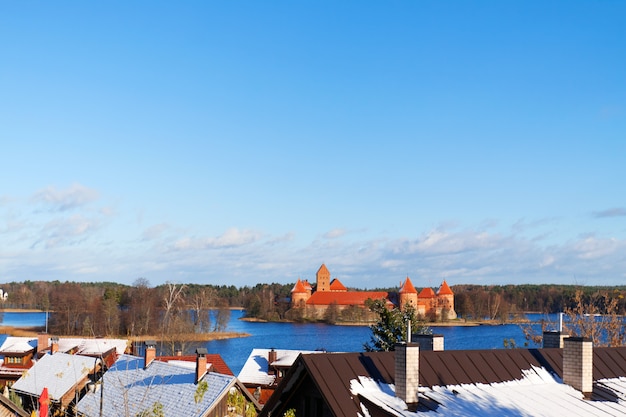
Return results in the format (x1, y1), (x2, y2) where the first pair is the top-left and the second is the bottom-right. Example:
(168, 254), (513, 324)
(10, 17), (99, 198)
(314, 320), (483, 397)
(39, 387), (49, 417)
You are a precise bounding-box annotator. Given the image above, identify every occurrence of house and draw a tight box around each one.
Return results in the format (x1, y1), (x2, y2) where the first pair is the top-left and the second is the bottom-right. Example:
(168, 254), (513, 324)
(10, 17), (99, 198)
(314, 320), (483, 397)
(155, 353), (234, 376)
(0, 337), (37, 388)
(11, 352), (101, 416)
(0, 393), (30, 417)
(260, 336), (626, 417)
(76, 342), (261, 417)
(290, 264), (456, 321)
(0, 334), (127, 388)
(238, 348), (323, 404)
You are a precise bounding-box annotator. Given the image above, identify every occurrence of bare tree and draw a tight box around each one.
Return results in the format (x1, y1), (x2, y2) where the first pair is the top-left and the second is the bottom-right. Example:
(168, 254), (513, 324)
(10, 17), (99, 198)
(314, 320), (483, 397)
(102, 297), (121, 336)
(126, 278), (157, 336)
(213, 300), (231, 332)
(521, 290), (626, 347)
(162, 282), (187, 332)
(191, 288), (215, 333)
(564, 290), (626, 347)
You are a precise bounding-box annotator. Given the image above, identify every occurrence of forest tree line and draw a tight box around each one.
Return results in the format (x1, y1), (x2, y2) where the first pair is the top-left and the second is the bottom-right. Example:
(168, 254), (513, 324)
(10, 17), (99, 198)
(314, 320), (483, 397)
(2, 280), (626, 337)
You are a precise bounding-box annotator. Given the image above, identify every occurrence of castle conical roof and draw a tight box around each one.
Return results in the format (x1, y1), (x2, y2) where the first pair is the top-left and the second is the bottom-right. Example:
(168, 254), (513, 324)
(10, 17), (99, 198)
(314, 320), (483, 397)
(399, 277), (418, 294)
(291, 279), (308, 293)
(437, 280), (454, 295)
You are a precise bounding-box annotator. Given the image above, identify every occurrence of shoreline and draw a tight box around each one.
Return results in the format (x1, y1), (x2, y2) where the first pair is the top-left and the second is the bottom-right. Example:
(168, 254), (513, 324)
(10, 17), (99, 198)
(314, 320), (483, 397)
(241, 316), (523, 327)
(0, 324), (251, 341)
(1, 308), (44, 313)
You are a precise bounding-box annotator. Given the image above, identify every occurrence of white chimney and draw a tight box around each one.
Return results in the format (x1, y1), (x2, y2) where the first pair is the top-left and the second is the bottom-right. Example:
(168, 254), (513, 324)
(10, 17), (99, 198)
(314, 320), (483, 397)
(563, 337), (593, 396)
(395, 343), (419, 409)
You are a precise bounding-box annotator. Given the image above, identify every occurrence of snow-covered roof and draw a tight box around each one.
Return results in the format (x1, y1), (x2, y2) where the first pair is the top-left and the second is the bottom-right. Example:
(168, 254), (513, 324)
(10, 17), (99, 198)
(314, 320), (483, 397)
(351, 367), (626, 416)
(238, 348), (322, 386)
(260, 347), (626, 417)
(0, 336), (128, 356)
(56, 337), (128, 356)
(76, 354), (239, 417)
(0, 337), (36, 353)
(11, 353), (96, 400)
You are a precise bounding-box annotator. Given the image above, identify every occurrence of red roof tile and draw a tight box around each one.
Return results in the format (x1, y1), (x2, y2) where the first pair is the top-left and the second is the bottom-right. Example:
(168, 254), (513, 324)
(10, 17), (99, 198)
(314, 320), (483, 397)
(306, 291), (390, 306)
(329, 279), (347, 291)
(291, 279), (308, 293)
(418, 287), (436, 298)
(155, 354), (233, 375)
(437, 280), (454, 295)
(399, 277), (418, 294)
(317, 264), (330, 275)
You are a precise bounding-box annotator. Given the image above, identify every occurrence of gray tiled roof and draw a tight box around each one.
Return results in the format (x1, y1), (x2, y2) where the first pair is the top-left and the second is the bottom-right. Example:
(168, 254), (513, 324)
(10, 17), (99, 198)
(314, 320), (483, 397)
(11, 353), (96, 400)
(76, 354), (235, 417)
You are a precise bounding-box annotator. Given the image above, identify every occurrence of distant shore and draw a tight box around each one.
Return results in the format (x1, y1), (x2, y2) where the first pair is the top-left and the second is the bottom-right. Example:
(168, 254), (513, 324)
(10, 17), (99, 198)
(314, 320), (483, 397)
(0, 325), (46, 337)
(240, 316), (524, 327)
(1, 308), (44, 313)
(0, 324), (251, 341)
(0, 309), (251, 340)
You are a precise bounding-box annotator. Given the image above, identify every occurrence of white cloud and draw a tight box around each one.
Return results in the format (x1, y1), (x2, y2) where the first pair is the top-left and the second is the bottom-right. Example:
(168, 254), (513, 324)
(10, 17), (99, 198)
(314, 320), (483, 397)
(391, 228), (504, 256)
(0, 195), (12, 206)
(324, 229), (347, 239)
(571, 236), (622, 260)
(142, 223), (169, 241)
(32, 183), (99, 212)
(34, 214), (100, 249)
(4, 188), (626, 287)
(172, 228), (262, 251)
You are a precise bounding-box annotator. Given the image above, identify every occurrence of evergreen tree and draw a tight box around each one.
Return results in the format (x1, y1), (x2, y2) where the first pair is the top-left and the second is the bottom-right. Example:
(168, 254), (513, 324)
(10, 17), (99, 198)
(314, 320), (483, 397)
(364, 298), (429, 351)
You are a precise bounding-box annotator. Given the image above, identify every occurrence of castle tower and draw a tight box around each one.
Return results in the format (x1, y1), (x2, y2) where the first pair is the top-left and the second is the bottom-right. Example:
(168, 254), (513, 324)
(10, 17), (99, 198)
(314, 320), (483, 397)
(399, 277), (418, 311)
(316, 264), (331, 292)
(417, 287), (437, 318)
(291, 279), (311, 308)
(436, 280), (457, 319)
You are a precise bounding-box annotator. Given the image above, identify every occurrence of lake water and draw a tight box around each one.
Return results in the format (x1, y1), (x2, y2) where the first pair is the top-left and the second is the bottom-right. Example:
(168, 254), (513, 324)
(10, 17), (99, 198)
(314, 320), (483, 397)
(0, 310), (549, 375)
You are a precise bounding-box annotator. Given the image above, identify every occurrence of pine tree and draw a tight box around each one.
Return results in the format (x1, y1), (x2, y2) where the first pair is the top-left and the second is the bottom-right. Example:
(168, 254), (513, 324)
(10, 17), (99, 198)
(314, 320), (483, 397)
(363, 298), (429, 351)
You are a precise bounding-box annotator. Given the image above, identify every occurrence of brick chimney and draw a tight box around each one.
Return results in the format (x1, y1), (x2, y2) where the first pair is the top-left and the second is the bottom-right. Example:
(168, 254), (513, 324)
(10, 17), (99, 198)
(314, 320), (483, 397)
(144, 341), (156, 369)
(268, 348), (277, 375)
(412, 334), (444, 351)
(543, 331), (569, 348)
(563, 337), (593, 396)
(196, 348), (208, 383)
(395, 343), (419, 410)
(50, 337), (59, 354)
(37, 333), (49, 353)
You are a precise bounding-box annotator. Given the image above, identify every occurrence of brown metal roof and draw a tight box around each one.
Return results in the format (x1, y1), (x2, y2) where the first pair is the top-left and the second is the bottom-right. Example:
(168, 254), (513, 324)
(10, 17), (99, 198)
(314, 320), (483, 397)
(262, 347), (626, 417)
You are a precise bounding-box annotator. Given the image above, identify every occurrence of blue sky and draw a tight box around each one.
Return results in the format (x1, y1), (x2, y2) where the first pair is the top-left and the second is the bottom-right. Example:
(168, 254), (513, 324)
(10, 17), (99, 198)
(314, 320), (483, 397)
(1, 1), (625, 289)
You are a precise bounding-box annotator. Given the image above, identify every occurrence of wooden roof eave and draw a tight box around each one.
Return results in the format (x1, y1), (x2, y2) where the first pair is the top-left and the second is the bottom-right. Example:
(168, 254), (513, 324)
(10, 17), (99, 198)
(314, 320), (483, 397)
(259, 356), (309, 417)
(202, 377), (262, 417)
(0, 393), (30, 417)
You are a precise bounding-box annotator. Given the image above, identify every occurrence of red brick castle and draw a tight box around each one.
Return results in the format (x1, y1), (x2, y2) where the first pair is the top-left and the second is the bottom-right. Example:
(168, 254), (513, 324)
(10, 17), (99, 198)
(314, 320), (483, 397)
(290, 264), (456, 321)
